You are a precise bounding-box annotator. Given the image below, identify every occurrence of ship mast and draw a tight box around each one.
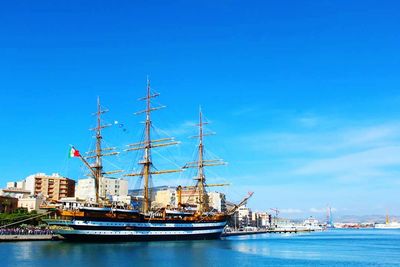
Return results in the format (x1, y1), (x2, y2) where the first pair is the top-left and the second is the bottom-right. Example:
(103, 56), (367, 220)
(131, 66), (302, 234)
(77, 97), (120, 204)
(93, 97), (103, 203)
(183, 108), (226, 213)
(196, 109), (207, 212)
(125, 78), (181, 214)
(142, 79), (152, 213)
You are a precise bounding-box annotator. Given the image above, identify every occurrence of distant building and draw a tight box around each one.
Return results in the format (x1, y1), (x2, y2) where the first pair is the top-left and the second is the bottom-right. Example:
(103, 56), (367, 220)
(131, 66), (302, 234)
(29, 173), (75, 201)
(239, 206), (252, 227)
(18, 196), (44, 212)
(152, 188), (176, 208)
(6, 182), (16, 189)
(254, 212), (271, 227)
(5, 173), (75, 201)
(75, 177), (128, 202)
(0, 188), (31, 199)
(207, 192), (226, 212)
(128, 186), (174, 202)
(227, 208), (272, 229)
(180, 188), (198, 207)
(2, 173), (75, 200)
(129, 186), (225, 211)
(112, 195), (132, 205)
(0, 196), (18, 213)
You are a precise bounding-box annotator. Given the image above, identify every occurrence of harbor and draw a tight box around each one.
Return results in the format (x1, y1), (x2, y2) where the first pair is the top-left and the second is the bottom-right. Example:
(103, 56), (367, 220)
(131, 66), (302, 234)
(2, 229), (400, 267)
(1, 1), (400, 266)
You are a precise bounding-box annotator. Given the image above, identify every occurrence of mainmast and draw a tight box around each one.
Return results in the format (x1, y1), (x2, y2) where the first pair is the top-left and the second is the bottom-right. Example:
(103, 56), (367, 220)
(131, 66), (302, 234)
(142, 79), (152, 213)
(183, 108), (226, 213)
(125, 78), (181, 214)
(196, 109), (207, 212)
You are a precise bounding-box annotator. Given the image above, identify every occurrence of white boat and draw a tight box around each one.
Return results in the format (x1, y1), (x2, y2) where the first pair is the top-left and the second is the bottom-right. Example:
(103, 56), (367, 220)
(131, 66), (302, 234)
(302, 216), (323, 231)
(375, 213), (400, 229)
(375, 221), (400, 229)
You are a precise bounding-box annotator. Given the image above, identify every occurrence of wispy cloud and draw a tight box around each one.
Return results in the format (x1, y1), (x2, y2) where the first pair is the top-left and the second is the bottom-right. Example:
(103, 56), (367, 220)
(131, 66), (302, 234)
(233, 116), (400, 188)
(226, 113), (400, 215)
(281, 208), (303, 214)
(232, 106), (259, 116)
(240, 122), (400, 155)
(309, 207), (338, 213)
(296, 115), (320, 128)
(294, 146), (400, 176)
(161, 120), (196, 137)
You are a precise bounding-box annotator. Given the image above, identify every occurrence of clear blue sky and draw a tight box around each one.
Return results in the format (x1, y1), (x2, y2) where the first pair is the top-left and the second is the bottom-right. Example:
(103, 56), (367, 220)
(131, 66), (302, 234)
(1, 0), (400, 218)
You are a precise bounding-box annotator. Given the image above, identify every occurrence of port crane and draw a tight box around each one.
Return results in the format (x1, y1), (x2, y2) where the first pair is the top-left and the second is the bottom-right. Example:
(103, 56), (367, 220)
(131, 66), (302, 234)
(270, 208), (280, 218)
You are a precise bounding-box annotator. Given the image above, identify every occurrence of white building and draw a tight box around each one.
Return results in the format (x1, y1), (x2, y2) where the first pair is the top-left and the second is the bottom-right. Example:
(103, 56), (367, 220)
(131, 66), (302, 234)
(75, 177), (128, 202)
(152, 188), (176, 208)
(1, 188), (31, 199)
(256, 212), (271, 227)
(237, 205), (252, 227)
(112, 195), (132, 205)
(18, 196), (44, 212)
(207, 192), (226, 212)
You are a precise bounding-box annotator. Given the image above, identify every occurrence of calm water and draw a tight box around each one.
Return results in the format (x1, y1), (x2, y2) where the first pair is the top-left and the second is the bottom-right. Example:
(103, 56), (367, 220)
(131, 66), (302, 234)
(1, 229), (400, 267)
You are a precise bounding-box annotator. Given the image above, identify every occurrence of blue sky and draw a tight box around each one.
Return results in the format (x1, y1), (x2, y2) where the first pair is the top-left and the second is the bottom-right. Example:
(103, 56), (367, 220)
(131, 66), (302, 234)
(0, 1), (399, 218)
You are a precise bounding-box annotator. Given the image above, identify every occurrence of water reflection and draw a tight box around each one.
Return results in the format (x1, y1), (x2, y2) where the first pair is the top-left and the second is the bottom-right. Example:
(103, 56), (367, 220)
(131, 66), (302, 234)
(13, 242), (34, 261)
(1, 230), (400, 267)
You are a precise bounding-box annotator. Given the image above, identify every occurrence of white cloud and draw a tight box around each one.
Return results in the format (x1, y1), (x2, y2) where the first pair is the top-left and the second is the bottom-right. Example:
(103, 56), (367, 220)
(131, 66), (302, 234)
(239, 121), (400, 155)
(235, 118), (400, 185)
(294, 146), (400, 176)
(232, 106), (259, 116)
(228, 114), (400, 215)
(297, 115), (319, 128)
(281, 208), (303, 214)
(309, 208), (326, 213)
(161, 120), (196, 137)
(310, 207), (338, 213)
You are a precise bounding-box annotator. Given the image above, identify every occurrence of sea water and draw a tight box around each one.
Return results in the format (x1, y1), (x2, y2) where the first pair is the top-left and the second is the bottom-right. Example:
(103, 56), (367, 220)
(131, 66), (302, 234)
(1, 229), (399, 267)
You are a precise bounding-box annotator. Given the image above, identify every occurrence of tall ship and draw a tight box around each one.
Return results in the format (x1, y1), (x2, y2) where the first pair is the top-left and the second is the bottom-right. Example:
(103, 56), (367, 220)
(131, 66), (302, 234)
(45, 79), (252, 241)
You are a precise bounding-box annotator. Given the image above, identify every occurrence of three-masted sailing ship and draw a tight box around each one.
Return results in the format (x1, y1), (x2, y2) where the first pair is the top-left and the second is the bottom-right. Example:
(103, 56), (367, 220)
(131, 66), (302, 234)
(45, 80), (252, 241)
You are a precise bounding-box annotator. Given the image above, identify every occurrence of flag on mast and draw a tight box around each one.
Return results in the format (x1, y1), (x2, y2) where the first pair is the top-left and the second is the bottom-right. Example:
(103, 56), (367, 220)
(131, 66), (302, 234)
(69, 147), (80, 158)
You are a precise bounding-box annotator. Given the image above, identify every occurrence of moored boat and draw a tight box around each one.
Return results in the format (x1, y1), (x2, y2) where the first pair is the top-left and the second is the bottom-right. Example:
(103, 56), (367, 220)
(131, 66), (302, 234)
(375, 213), (400, 229)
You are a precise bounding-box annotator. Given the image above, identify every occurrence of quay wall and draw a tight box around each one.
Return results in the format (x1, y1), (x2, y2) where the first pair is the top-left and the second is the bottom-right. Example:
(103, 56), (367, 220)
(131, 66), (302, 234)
(0, 235), (59, 242)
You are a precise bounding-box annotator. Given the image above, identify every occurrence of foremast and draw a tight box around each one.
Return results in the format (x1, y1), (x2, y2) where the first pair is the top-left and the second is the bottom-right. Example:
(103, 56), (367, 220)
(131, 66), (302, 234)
(125, 79), (181, 214)
(73, 97), (120, 204)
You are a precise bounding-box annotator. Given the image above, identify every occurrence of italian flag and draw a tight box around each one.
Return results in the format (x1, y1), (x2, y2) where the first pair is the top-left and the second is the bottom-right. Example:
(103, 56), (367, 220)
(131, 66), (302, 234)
(69, 147), (80, 158)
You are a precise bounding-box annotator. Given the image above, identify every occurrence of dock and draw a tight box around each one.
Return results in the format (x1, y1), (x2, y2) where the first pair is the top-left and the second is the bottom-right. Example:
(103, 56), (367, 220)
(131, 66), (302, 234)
(221, 229), (314, 237)
(0, 235), (61, 242)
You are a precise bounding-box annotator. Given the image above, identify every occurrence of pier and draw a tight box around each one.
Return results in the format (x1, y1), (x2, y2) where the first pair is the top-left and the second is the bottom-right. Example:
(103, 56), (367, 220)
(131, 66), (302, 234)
(0, 235), (61, 242)
(222, 229), (314, 237)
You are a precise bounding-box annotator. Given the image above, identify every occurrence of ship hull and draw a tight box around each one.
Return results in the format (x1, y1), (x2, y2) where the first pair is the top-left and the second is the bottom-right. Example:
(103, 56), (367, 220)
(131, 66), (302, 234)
(47, 218), (227, 242)
(57, 231), (223, 242)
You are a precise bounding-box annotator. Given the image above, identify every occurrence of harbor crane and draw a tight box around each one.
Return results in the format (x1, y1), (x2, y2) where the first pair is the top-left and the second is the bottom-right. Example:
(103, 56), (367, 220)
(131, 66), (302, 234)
(270, 208), (280, 218)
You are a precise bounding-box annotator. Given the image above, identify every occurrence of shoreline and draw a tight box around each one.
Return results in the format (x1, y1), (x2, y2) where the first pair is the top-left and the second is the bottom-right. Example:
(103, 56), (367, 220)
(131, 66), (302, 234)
(0, 235), (62, 242)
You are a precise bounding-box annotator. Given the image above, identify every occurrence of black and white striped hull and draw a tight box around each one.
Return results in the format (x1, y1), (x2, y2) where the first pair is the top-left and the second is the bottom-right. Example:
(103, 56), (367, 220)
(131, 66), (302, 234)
(49, 220), (227, 242)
